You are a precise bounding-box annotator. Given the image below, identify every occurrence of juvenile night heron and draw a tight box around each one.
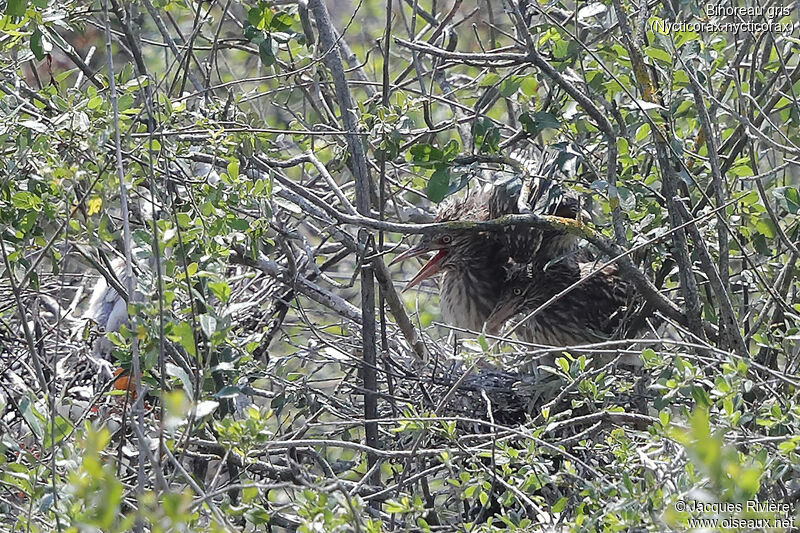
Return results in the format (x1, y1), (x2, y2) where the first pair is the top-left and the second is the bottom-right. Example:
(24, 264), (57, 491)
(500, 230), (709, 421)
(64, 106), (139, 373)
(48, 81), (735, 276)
(85, 258), (132, 345)
(83, 256), (136, 378)
(391, 175), (581, 332)
(485, 259), (632, 347)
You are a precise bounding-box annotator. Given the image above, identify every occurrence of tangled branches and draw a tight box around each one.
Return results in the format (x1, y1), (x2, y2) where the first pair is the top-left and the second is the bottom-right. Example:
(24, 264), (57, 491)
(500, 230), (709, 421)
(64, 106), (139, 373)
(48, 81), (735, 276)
(1, 0), (800, 530)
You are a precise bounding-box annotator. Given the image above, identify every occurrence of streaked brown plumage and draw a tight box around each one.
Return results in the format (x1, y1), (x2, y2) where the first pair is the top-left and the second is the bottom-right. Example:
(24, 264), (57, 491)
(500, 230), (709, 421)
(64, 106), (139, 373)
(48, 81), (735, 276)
(485, 259), (632, 346)
(391, 176), (581, 332)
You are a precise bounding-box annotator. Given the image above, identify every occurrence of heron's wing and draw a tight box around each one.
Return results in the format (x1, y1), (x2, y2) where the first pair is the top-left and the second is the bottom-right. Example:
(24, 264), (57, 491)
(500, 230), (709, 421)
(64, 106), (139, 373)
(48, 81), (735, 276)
(104, 298), (129, 335)
(489, 150), (586, 263)
(486, 174), (522, 218)
(576, 262), (631, 336)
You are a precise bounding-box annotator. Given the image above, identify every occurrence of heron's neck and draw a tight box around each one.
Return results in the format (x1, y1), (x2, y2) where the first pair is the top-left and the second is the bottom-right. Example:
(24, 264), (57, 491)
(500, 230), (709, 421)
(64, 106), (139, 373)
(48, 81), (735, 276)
(439, 246), (505, 332)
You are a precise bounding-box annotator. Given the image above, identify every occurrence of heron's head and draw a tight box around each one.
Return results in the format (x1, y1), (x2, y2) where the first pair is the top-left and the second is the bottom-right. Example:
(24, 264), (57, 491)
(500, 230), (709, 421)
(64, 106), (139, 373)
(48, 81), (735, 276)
(485, 264), (533, 335)
(389, 230), (486, 291)
(390, 189), (505, 291)
(485, 259), (576, 335)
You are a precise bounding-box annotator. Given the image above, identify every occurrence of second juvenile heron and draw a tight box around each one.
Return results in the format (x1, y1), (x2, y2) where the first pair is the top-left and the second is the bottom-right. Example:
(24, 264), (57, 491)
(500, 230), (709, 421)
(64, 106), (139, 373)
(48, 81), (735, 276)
(485, 259), (632, 347)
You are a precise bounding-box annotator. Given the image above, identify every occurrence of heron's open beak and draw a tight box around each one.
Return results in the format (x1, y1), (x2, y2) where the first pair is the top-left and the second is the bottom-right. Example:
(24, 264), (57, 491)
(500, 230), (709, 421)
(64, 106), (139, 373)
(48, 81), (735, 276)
(390, 245), (448, 292)
(485, 302), (517, 336)
(388, 244), (429, 266)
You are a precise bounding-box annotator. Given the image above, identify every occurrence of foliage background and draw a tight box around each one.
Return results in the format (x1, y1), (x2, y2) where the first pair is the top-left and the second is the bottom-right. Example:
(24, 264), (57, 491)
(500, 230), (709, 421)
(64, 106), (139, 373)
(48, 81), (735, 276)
(1, 0), (800, 530)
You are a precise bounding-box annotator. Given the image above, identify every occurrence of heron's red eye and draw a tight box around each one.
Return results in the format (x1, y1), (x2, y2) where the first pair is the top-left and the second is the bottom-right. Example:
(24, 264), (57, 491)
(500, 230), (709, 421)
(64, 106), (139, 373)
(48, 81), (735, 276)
(441, 235), (453, 244)
(512, 288), (522, 296)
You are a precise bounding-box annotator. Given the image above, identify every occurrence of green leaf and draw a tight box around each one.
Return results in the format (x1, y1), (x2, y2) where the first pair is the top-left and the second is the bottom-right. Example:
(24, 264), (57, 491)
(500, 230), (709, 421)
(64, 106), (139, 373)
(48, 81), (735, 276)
(552, 496), (568, 513)
(384, 499), (407, 514)
(228, 218), (249, 231)
(227, 160), (239, 180)
(166, 362), (194, 399)
(117, 93), (134, 112)
(6, 0), (27, 17)
(498, 76), (522, 97)
(258, 39), (275, 66)
(246, 507), (271, 525)
(472, 118), (500, 153)
(30, 28), (47, 60)
(617, 137), (629, 156)
(199, 314), (217, 338)
(739, 190), (758, 205)
(410, 143), (443, 165)
(247, 6), (271, 29)
(640, 348), (657, 365)
(270, 11), (294, 31)
(673, 31), (699, 49)
(441, 139), (459, 161)
(168, 321), (197, 358)
(18, 397), (44, 438)
(17, 211), (37, 234)
(242, 485), (259, 504)
(247, 7), (261, 26)
(635, 123), (651, 142)
(520, 76), (538, 96)
(520, 111), (561, 136)
(691, 386), (711, 408)
(479, 73), (500, 87)
(176, 212), (192, 228)
(672, 70), (689, 88)
(477, 333), (489, 351)
(756, 219), (776, 239)
(645, 46), (672, 65)
(243, 23), (263, 43)
(784, 187), (800, 213)
(208, 280), (231, 303)
(11, 191), (42, 210)
(426, 166), (450, 203)
(552, 38), (570, 59)
(44, 415), (72, 447)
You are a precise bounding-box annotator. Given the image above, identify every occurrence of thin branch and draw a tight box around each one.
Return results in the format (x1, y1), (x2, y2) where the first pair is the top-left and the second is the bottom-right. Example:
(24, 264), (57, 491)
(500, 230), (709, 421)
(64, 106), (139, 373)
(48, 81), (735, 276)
(231, 251), (363, 324)
(101, 0), (147, 510)
(674, 198), (748, 357)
